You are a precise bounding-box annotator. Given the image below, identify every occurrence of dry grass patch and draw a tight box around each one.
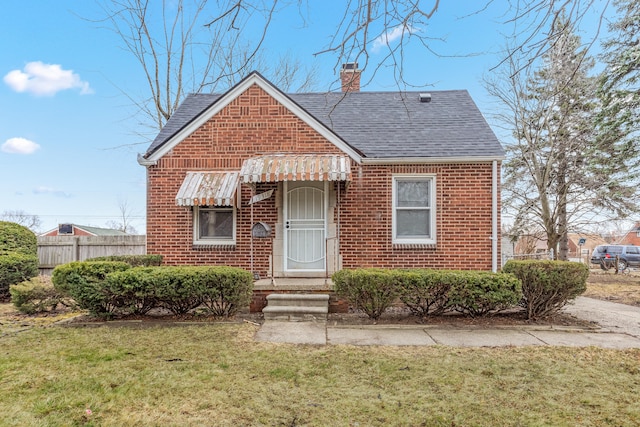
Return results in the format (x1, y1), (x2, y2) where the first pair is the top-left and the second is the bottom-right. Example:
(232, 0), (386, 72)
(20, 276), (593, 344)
(0, 324), (639, 426)
(0, 302), (81, 336)
(585, 270), (640, 306)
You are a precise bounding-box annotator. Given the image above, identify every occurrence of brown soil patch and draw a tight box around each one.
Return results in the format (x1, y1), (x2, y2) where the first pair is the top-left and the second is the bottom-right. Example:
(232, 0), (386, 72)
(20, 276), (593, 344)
(54, 305), (596, 329)
(585, 270), (640, 307)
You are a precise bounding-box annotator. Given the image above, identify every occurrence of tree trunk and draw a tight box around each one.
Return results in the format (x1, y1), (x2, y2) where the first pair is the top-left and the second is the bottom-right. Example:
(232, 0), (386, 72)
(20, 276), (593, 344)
(557, 156), (569, 261)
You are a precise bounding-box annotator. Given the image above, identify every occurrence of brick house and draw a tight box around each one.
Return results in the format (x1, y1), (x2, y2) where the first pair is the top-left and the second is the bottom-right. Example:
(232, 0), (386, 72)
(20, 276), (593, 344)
(138, 68), (504, 294)
(617, 222), (640, 246)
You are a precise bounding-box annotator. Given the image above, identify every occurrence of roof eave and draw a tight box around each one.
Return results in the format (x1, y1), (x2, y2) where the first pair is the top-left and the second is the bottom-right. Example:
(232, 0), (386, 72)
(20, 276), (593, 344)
(361, 155), (506, 165)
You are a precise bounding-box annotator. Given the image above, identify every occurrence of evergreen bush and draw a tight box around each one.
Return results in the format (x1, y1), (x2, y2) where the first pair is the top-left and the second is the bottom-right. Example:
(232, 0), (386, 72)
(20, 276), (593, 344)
(197, 266), (253, 316)
(332, 268), (400, 321)
(0, 221), (39, 300)
(502, 260), (588, 319)
(397, 269), (455, 317)
(51, 261), (131, 317)
(0, 221), (37, 256)
(10, 275), (66, 314)
(89, 254), (163, 267)
(104, 267), (160, 315)
(0, 252), (39, 300)
(446, 271), (522, 317)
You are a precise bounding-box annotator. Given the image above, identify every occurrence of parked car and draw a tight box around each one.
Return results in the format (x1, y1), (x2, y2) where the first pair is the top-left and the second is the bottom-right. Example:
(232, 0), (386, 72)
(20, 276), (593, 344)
(590, 245), (640, 270)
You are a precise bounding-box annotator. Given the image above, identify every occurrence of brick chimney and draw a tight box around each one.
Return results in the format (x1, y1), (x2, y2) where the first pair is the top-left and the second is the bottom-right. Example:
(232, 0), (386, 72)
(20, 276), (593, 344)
(340, 62), (361, 92)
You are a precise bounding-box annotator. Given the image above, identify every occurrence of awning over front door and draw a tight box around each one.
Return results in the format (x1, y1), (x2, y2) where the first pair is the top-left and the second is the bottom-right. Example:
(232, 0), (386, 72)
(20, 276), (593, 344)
(240, 154), (352, 183)
(175, 171), (239, 206)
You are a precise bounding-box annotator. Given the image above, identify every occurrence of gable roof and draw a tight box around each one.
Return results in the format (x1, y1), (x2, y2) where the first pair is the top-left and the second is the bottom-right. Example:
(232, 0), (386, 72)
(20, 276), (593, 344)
(40, 224), (129, 236)
(141, 72), (504, 164)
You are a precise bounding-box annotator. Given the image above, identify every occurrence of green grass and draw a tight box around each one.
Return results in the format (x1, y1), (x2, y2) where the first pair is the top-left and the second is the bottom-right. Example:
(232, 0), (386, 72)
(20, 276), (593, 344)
(0, 324), (639, 426)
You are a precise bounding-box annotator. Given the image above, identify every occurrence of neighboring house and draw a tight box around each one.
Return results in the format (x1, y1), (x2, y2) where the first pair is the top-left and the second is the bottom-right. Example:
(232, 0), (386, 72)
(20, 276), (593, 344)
(567, 233), (608, 259)
(514, 234), (548, 256)
(40, 224), (129, 237)
(138, 66), (504, 282)
(37, 224), (142, 274)
(616, 222), (640, 246)
(514, 232), (607, 259)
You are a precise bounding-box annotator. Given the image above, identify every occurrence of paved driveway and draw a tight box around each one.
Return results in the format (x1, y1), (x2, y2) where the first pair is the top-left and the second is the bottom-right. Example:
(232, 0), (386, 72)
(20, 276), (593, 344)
(563, 296), (640, 338)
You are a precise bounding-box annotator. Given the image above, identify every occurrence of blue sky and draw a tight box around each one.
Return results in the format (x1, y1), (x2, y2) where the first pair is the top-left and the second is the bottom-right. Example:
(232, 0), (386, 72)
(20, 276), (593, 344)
(0, 1), (612, 234)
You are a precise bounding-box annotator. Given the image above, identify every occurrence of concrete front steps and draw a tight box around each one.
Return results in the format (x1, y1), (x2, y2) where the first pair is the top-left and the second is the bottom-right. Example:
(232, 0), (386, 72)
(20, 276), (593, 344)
(262, 293), (330, 321)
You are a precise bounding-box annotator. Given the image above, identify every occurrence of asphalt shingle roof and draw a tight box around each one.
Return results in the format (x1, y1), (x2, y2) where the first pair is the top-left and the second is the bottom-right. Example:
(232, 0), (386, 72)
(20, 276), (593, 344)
(144, 87), (504, 160)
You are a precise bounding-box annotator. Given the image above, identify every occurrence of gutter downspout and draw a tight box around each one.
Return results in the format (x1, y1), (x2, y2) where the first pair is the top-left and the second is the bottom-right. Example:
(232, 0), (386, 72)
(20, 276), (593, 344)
(137, 153), (154, 251)
(492, 160), (498, 272)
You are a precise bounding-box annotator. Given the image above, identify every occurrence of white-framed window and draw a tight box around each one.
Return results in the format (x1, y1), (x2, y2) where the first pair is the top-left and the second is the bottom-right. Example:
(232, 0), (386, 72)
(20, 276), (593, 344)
(193, 206), (236, 245)
(392, 175), (436, 244)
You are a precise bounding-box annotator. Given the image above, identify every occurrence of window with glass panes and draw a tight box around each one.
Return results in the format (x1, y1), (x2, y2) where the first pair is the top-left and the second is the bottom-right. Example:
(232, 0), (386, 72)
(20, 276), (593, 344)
(194, 206), (235, 245)
(392, 176), (435, 244)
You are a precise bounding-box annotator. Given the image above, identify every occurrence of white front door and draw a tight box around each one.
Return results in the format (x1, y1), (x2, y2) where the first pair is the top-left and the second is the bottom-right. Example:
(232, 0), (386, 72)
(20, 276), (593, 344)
(284, 181), (327, 271)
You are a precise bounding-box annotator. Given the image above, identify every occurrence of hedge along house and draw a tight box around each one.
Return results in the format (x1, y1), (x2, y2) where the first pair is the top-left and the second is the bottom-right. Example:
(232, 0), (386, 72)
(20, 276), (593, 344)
(138, 66), (505, 311)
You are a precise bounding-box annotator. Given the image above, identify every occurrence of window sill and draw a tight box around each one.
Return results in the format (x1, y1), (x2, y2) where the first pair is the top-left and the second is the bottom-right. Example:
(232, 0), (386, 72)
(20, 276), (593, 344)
(392, 242), (437, 250)
(192, 242), (236, 250)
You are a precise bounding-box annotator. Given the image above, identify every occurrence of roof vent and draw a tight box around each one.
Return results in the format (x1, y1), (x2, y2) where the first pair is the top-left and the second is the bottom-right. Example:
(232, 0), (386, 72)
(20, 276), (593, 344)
(419, 93), (431, 103)
(58, 224), (73, 235)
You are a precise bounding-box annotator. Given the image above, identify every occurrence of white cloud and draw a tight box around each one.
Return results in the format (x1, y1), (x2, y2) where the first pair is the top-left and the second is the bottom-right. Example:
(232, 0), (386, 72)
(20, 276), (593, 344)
(372, 25), (416, 53)
(33, 186), (73, 198)
(1, 137), (41, 154)
(3, 61), (93, 96)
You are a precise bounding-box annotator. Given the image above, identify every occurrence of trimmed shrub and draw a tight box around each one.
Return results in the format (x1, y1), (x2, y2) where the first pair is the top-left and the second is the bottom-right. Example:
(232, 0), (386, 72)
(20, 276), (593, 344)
(0, 252), (39, 300)
(397, 269), (455, 317)
(51, 262), (253, 318)
(446, 271), (522, 317)
(0, 221), (39, 300)
(89, 254), (163, 267)
(0, 221), (37, 256)
(197, 266), (253, 316)
(148, 267), (203, 315)
(503, 260), (589, 320)
(332, 268), (400, 321)
(52, 261), (131, 317)
(10, 275), (66, 314)
(104, 268), (160, 315)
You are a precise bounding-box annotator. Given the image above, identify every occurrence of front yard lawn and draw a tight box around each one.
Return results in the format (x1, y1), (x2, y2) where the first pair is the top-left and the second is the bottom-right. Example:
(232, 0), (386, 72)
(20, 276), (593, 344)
(585, 270), (640, 306)
(1, 323), (639, 426)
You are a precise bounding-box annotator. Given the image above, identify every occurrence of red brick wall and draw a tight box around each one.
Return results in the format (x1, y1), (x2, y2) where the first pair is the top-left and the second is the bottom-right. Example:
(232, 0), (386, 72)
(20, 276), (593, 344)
(146, 84), (501, 274)
(337, 163), (499, 271)
(146, 84), (343, 274)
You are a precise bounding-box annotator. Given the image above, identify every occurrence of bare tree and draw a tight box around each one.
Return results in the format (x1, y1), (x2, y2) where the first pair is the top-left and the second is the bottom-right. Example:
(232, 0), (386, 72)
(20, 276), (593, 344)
(0, 210), (42, 233)
(105, 198), (138, 234)
(312, 0), (610, 89)
(98, 0), (317, 135)
(97, 0), (612, 136)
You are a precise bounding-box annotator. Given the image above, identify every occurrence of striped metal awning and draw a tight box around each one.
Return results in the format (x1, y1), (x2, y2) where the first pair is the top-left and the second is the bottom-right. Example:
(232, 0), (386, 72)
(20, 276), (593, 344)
(240, 154), (352, 183)
(175, 171), (239, 206)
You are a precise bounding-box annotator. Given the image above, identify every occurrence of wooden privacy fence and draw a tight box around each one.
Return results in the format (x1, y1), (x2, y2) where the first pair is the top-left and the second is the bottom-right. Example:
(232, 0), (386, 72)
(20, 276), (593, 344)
(37, 235), (146, 274)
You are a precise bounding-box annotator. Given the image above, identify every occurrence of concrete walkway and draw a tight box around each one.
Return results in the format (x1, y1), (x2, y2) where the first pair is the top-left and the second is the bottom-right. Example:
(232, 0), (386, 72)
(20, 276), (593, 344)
(255, 297), (640, 349)
(563, 296), (640, 338)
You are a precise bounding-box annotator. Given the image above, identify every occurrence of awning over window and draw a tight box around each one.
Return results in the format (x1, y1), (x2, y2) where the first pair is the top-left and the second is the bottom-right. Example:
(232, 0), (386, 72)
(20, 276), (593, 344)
(176, 172), (239, 206)
(240, 154), (352, 183)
